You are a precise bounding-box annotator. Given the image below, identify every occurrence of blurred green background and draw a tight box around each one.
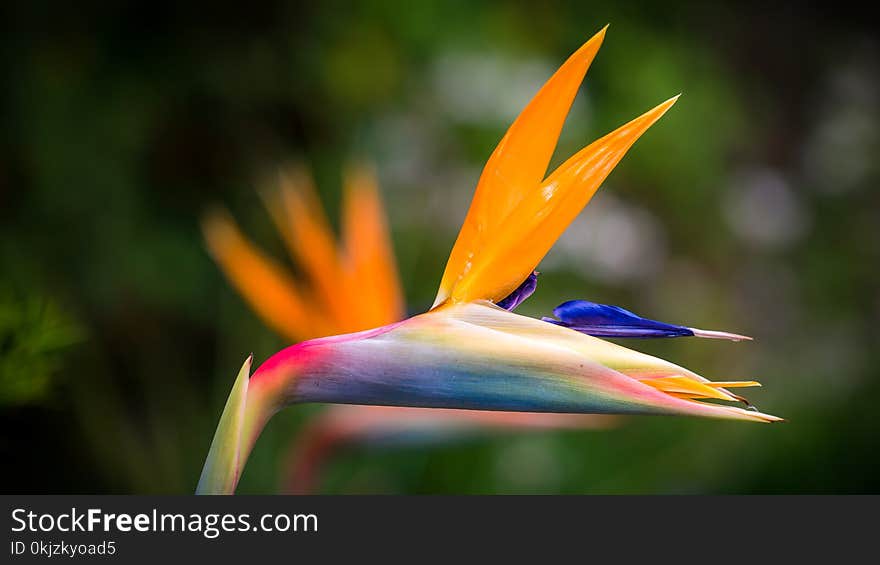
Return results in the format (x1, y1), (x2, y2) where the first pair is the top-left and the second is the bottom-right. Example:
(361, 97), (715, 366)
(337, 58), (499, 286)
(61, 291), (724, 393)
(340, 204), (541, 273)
(2, 1), (879, 493)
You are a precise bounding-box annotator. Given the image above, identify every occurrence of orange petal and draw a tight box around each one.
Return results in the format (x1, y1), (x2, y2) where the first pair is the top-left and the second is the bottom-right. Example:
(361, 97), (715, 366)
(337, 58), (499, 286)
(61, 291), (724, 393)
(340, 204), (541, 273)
(708, 381), (761, 388)
(433, 27), (607, 307)
(639, 375), (736, 401)
(201, 209), (317, 342)
(342, 163), (406, 328)
(448, 96), (679, 305)
(265, 167), (352, 330)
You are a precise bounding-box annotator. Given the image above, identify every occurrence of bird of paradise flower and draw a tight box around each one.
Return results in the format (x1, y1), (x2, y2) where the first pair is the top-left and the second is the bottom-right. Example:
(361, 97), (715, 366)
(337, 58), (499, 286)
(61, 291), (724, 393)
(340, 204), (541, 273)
(203, 164), (613, 493)
(198, 26), (780, 495)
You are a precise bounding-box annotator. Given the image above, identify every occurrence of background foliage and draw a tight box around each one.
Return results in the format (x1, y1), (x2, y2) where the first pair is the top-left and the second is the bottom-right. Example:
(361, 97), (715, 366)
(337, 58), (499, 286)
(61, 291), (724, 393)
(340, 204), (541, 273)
(2, 1), (878, 493)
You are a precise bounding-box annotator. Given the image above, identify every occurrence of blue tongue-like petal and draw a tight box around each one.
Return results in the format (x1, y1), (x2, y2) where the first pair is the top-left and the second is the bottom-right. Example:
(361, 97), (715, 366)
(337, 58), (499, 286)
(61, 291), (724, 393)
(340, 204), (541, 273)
(496, 272), (539, 311)
(543, 300), (751, 341)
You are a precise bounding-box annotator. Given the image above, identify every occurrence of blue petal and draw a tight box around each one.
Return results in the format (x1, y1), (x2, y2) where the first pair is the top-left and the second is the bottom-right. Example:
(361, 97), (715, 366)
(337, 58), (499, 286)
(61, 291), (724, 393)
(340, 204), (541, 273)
(545, 300), (694, 338)
(497, 272), (539, 311)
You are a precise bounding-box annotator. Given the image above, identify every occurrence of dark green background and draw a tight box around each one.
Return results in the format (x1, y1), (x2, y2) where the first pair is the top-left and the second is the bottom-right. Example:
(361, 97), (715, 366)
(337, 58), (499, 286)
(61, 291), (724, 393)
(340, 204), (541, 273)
(2, 1), (878, 493)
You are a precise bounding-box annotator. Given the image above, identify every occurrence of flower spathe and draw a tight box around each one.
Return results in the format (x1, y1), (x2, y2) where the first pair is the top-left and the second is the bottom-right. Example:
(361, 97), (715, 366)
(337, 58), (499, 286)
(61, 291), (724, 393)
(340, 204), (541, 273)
(251, 301), (774, 420)
(197, 25), (780, 495)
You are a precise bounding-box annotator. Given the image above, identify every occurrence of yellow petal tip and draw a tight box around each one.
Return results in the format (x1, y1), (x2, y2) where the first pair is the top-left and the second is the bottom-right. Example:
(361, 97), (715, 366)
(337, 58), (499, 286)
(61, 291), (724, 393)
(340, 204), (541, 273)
(660, 93), (680, 110)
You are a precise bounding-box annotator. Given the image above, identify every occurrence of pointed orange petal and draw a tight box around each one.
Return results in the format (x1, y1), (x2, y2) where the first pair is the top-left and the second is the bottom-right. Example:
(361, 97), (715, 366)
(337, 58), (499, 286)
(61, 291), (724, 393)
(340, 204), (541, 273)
(434, 27), (607, 307)
(342, 163), (406, 328)
(201, 209), (317, 342)
(266, 167), (352, 330)
(450, 95), (679, 304)
(707, 381), (761, 388)
(639, 375), (736, 401)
